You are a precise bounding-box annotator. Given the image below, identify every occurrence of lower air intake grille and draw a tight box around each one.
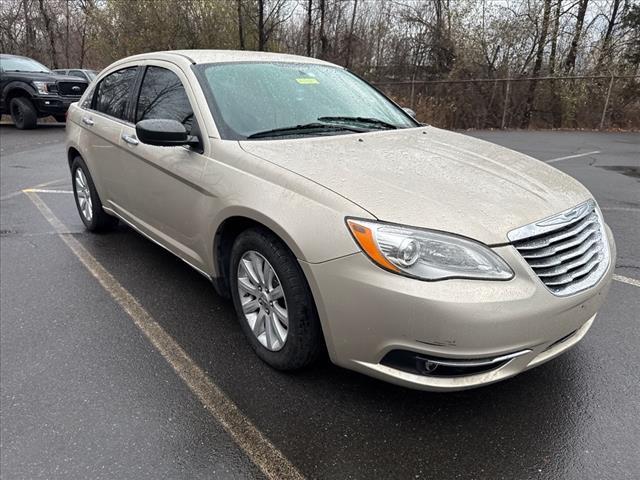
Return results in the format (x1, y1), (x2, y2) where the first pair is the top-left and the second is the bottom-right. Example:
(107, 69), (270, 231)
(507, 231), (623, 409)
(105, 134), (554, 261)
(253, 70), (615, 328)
(508, 199), (610, 296)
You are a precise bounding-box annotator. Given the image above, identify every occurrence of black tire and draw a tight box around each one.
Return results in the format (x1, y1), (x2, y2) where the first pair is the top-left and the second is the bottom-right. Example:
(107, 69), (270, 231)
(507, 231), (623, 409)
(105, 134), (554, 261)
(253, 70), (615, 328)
(230, 227), (323, 370)
(10, 97), (37, 130)
(71, 156), (118, 232)
(54, 114), (66, 123)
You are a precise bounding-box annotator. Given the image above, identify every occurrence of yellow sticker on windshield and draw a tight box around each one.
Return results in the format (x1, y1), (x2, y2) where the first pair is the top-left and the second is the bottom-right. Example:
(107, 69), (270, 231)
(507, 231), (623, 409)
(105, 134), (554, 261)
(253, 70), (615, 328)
(296, 78), (319, 85)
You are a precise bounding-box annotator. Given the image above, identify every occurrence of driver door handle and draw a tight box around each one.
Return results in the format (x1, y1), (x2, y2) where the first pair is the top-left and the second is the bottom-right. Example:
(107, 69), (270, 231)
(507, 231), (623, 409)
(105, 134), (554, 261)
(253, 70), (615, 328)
(121, 134), (139, 146)
(81, 116), (94, 126)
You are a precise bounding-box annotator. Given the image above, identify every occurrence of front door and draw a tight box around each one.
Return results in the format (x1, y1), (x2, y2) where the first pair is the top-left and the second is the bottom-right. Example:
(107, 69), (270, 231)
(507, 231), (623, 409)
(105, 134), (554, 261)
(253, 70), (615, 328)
(116, 64), (210, 271)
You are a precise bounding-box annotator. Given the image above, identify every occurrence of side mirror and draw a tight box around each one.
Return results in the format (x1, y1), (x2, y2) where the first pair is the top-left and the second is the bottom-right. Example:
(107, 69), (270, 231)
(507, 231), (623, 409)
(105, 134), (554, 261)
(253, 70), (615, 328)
(135, 119), (200, 147)
(402, 107), (417, 119)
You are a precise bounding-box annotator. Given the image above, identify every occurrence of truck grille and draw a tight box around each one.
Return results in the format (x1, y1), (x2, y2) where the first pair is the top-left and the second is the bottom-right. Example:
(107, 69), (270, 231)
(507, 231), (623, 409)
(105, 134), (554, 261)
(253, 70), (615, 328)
(56, 80), (87, 97)
(508, 200), (610, 296)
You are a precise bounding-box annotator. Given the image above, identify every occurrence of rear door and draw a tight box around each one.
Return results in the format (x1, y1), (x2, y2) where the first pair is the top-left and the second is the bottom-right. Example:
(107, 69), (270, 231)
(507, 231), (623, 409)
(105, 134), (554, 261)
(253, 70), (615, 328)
(80, 66), (139, 208)
(117, 63), (210, 270)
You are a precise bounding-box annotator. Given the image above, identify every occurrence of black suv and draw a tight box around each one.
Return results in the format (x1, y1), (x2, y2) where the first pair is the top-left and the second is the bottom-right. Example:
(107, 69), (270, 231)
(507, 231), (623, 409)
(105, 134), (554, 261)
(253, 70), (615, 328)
(0, 54), (89, 129)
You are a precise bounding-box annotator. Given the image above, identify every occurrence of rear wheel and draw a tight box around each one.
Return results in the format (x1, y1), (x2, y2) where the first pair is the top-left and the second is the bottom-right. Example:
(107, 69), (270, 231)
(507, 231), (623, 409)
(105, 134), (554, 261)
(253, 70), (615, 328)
(230, 228), (323, 370)
(71, 156), (118, 232)
(10, 97), (37, 130)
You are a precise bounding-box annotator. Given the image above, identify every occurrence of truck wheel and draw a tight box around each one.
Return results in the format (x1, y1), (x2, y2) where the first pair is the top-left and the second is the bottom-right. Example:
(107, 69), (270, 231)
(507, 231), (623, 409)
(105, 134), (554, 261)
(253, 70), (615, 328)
(10, 97), (38, 130)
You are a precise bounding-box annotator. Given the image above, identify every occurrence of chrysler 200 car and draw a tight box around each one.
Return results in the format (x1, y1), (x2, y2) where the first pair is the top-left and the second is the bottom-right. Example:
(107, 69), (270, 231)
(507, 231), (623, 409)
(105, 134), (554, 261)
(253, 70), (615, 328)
(65, 50), (615, 391)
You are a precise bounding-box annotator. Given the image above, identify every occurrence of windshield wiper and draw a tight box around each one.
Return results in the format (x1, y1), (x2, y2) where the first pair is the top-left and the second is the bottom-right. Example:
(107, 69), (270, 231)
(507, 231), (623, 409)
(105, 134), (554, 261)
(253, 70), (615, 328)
(247, 122), (365, 139)
(318, 116), (398, 130)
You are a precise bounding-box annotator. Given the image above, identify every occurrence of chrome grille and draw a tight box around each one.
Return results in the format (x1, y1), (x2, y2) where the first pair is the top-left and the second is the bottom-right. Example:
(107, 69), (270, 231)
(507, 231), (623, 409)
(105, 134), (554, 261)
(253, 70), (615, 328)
(508, 200), (610, 296)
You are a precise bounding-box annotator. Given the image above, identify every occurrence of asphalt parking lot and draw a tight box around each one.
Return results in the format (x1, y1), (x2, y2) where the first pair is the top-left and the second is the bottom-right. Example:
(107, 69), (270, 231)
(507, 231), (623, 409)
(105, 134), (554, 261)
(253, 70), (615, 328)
(1, 124), (638, 479)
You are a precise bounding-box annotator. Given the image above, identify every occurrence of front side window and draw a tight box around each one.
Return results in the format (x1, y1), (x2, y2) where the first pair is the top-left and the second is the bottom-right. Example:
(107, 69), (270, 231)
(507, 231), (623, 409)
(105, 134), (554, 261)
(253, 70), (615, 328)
(196, 62), (416, 140)
(94, 67), (138, 121)
(135, 66), (193, 133)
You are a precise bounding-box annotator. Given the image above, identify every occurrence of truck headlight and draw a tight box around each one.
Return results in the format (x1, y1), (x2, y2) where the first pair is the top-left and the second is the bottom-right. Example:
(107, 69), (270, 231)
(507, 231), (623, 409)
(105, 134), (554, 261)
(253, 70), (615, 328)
(32, 81), (52, 95)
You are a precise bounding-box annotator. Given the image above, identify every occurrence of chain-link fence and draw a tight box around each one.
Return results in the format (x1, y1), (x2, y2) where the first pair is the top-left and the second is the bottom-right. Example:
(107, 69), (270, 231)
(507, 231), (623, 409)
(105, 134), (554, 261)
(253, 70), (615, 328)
(373, 75), (640, 130)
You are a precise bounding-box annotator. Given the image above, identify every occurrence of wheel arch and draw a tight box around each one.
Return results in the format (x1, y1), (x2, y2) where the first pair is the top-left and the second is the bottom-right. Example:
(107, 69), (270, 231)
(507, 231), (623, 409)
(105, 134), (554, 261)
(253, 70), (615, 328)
(3, 82), (36, 104)
(67, 147), (81, 170)
(212, 213), (305, 298)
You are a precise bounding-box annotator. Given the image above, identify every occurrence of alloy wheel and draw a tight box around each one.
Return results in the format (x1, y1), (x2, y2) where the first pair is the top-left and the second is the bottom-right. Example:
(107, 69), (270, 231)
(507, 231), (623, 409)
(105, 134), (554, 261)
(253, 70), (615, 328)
(74, 168), (93, 222)
(237, 251), (288, 351)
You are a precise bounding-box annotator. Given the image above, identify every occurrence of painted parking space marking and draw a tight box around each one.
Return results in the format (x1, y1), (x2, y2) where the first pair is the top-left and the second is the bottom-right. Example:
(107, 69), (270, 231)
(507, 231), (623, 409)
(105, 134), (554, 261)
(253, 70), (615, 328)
(601, 206), (640, 213)
(22, 188), (73, 194)
(613, 274), (640, 288)
(24, 190), (305, 480)
(546, 150), (601, 163)
(0, 178), (66, 201)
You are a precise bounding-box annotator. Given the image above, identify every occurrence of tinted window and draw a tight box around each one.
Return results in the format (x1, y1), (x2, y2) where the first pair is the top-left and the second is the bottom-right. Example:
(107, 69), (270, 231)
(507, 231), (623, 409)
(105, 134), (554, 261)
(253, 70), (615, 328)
(70, 70), (85, 78)
(136, 67), (193, 133)
(54, 70), (67, 75)
(94, 67), (138, 120)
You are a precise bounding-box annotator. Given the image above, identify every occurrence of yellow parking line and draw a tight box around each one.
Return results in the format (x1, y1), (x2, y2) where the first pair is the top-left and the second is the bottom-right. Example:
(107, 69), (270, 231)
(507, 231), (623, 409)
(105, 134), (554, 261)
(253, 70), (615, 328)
(613, 274), (640, 288)
(24, 191), (304, 480)
(1, 178), (65, 201)
(22, 188), (73, 194)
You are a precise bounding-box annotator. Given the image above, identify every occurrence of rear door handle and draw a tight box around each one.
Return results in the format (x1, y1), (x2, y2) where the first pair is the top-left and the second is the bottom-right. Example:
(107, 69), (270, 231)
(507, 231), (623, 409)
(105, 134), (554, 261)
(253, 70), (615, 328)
(121, 134), (139, 146)
(81, 116), (94, 126)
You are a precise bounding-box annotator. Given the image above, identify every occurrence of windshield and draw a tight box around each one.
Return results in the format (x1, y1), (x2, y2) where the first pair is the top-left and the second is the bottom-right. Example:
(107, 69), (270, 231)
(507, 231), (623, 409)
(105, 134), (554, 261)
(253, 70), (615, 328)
(1, 56), (50, 73)
(87, 70), (97, 80)
(196, 62), (416, 140)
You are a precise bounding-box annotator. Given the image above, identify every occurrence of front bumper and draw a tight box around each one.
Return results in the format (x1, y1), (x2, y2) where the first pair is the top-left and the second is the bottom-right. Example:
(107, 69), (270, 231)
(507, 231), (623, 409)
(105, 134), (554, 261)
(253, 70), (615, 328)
(301, 226), (616, 391)
(33, 95), (80, 115)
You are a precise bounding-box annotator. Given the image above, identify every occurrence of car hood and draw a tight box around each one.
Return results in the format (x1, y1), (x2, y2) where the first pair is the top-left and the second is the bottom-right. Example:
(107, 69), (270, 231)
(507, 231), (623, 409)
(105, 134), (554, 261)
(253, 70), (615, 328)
(239, 126), (592, 245)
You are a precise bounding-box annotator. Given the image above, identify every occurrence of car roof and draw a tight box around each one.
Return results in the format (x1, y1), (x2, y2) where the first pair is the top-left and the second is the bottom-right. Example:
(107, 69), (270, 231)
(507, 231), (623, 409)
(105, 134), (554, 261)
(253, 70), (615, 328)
(114, 49), (338, 68)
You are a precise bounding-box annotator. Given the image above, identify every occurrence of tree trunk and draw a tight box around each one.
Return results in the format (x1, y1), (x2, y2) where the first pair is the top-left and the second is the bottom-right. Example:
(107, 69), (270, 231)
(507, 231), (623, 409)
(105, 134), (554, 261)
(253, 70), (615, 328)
(598, 0), (621, 65)
(345, 0), (358, 68)
(564, 0), (589, 72)
(237, 0), (245, 50)
(38, 0), (58, 68)
(521, 0), (552, 128)
(258, 0), (265, 51)
(22, 0), (34, 58)
(306, 0), (312, 57)
(65, 0), (70, 68)
(319, 0), (328, 59)
(549, 0), (562, 128)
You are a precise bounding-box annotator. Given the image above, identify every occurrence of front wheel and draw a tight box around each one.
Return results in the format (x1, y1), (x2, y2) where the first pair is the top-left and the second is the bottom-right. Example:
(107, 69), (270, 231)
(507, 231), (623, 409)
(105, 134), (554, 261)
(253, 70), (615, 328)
(10, 97), (37, 129)
(71, 156), (118, 232)
(230, 228), (323, 370)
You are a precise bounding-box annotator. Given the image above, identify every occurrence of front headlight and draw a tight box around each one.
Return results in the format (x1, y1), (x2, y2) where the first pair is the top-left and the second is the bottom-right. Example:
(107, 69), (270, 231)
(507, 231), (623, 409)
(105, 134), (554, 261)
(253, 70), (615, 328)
(346, 218), (513, 281)
(32, 81), (51, 95)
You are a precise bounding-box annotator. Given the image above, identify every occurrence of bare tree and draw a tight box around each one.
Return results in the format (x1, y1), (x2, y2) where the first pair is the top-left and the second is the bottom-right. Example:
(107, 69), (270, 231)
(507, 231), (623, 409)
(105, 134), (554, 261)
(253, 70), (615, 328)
(306, 0), (312, 57)
(564, 0), (589, 72)
(345, 0), (358, 68)
(319, 0), (328, 59)
(521, 0), (552, 128)
(37, 0), (58, 68)
(238, 0), (245, 50)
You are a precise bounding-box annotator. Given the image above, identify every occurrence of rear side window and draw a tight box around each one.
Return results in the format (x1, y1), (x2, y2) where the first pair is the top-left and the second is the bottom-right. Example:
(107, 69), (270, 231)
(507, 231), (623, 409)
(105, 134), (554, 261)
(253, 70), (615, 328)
(135, 66), (193, 133)
(94, 67), (138, 121)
